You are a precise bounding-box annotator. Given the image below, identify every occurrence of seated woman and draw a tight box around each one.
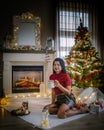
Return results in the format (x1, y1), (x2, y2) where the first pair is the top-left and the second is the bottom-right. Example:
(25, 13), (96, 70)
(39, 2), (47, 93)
(43, 58), (89, 119)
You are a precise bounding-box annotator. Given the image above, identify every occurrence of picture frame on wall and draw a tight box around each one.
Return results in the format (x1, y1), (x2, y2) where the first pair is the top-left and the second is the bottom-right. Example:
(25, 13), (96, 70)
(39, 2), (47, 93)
(46, 37), (54, 50)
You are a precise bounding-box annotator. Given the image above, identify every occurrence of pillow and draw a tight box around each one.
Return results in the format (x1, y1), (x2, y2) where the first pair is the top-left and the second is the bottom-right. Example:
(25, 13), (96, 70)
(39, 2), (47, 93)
(77, 87), (97, 106)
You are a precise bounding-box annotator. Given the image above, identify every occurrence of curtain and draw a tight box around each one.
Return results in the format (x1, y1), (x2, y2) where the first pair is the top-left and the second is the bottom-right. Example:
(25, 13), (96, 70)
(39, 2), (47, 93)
(55, 0), (104, 63)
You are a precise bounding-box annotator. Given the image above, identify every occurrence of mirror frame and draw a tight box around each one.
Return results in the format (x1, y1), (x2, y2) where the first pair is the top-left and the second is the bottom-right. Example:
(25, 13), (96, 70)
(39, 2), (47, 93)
(13, 12), (41, 49)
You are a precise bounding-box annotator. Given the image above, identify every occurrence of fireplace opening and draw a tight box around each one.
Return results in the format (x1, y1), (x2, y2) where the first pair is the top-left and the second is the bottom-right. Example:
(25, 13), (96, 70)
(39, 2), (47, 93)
(12, 65), (44, 93)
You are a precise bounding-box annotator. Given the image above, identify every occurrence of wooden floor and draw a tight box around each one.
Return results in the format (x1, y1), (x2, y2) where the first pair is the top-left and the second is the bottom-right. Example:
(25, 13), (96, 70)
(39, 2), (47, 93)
(0, 106), (104, 130)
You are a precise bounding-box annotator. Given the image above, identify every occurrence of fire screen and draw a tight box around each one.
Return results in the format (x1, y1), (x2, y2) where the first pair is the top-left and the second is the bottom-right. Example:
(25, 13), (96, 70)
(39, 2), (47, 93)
(12, 65), (43, 93)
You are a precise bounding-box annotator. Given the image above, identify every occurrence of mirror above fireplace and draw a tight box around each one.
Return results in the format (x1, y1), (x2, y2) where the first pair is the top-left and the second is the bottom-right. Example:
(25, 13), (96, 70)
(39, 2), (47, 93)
(4, 12), (41, 50)
(13, 12), (41, 49)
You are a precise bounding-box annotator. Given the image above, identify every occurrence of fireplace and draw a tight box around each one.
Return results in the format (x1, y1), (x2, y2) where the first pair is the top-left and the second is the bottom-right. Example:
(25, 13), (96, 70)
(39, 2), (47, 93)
(12, 65), (44, 93)
(3, 52), (55, 97)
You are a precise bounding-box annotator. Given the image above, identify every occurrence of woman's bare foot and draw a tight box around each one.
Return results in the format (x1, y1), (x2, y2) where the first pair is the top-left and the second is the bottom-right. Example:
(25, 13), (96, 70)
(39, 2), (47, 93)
(74, 103), (87, 109)
(80, 105), (89, 113)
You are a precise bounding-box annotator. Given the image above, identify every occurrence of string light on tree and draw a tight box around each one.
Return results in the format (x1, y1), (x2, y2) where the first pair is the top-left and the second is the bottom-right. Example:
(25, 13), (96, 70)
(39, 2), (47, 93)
(65, 19), (104, 89)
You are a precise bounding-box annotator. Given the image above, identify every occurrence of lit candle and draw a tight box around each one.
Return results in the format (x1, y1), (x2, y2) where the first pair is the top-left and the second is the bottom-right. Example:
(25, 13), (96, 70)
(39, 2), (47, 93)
(40, 82), (45, 97)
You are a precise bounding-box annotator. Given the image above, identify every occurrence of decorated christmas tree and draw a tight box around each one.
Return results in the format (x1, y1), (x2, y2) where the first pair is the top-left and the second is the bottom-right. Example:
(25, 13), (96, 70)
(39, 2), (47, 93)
(65, 19), (104, 89)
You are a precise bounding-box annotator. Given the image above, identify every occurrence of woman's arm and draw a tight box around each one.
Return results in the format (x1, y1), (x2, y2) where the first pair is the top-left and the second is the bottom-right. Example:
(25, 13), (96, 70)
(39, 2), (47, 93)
(51, 89), (56, 103)
(54, 80), (71, 95)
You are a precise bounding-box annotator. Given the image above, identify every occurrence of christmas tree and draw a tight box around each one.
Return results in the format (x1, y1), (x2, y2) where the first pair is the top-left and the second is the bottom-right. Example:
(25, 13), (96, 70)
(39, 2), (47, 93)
(65, 19), (104, 89)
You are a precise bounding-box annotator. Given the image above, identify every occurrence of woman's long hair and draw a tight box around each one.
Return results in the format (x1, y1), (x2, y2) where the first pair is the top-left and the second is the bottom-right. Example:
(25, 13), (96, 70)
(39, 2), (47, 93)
(53, 58), (66, 73)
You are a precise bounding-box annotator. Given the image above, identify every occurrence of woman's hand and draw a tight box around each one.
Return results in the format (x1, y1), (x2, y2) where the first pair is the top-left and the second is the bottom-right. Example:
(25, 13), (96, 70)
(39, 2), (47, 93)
(54, 80), (60, 87)
(54, 80), (71, 95)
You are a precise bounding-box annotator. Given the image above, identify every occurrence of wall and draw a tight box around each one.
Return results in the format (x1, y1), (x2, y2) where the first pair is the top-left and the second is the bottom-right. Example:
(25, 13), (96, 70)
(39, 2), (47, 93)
(0, 0), (55, 47)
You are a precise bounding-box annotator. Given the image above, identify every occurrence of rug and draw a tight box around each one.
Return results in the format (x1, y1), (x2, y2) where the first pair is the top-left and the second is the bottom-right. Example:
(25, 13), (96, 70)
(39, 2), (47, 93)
(3, 97), (89, 130)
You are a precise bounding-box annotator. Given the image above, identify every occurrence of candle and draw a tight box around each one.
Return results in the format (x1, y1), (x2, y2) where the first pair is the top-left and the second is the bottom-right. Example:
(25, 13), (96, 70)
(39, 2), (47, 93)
(40, 82), (45, 97)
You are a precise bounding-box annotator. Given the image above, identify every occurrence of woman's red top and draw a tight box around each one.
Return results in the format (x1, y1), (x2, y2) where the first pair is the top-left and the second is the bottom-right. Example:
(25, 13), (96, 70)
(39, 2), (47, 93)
(49, 72), (72, 95)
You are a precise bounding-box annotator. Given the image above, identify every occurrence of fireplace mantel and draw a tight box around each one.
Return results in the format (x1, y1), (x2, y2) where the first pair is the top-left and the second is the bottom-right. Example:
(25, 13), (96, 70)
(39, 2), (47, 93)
(3, 51), (56, 97)
(2, 49), (56, 54)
